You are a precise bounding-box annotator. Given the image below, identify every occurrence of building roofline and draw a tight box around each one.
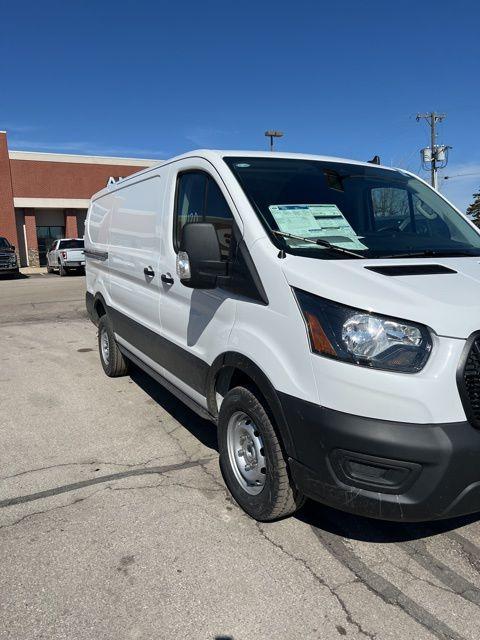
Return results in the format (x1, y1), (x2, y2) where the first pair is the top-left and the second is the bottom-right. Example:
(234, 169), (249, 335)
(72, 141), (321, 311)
(8, 149), (160, 167)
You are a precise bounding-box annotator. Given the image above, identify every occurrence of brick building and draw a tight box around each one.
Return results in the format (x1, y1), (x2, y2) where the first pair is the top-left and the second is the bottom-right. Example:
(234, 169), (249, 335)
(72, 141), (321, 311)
(0, 131), (157, 266)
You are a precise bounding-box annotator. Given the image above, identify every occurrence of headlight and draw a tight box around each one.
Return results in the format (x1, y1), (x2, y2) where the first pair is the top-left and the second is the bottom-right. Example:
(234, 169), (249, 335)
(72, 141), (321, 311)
(294, 289), (432, 373)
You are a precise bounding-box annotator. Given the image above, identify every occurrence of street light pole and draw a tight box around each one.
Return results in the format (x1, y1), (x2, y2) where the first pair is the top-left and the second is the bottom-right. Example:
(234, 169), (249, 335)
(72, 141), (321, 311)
(264, 130), (284, 151)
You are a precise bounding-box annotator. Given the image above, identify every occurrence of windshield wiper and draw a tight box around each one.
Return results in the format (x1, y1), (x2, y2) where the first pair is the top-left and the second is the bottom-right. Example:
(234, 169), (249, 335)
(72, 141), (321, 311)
(272, 230), (365, 258)
(377, 249), (480, 259)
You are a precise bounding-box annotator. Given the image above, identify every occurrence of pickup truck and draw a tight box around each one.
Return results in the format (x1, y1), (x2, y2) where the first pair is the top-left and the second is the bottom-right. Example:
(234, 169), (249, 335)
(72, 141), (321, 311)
(46, 238), (85, 276)
(0, 236), (19, 275)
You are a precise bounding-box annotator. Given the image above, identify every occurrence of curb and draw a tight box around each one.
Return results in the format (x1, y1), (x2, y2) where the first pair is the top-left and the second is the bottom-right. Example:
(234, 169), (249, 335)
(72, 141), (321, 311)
(20, 267), (48, 275)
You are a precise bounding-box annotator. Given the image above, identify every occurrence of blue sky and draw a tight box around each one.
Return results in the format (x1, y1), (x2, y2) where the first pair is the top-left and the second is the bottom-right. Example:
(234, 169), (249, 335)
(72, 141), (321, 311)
(2, 0), (479, 211)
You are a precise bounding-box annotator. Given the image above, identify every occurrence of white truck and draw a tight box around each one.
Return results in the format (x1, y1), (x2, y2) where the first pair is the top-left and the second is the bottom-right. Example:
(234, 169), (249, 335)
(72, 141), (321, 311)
(46, 238), (85, 276)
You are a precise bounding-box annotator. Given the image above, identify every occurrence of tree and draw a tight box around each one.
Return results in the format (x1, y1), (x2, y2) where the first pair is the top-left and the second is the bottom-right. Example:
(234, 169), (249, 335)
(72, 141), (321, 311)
(467, 189), (480, 227)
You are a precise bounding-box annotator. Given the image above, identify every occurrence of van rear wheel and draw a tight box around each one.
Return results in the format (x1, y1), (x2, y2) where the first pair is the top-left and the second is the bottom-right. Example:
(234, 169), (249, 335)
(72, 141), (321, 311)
(218, 386), (305, 521)
(97, 315), (129, 377)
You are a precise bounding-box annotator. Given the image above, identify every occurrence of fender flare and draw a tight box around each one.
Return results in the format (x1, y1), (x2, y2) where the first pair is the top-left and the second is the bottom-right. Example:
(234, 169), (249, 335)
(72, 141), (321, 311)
(206, 352), (297, 459)
(86, 291), (108, 325)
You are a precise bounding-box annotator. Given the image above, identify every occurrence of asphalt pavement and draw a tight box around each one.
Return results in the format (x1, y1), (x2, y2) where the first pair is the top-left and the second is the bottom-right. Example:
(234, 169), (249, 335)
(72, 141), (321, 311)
(1, 272), (480, 639)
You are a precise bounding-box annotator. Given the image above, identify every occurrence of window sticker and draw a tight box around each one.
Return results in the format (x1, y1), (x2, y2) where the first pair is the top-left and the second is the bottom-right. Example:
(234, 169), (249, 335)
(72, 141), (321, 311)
(269, 204), (367, 250)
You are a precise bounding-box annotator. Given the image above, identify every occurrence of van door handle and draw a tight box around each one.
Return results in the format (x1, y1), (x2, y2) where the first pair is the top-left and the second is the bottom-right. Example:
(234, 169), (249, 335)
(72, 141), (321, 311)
(161, 273), (174, 285)
(144, 266), (155, 278)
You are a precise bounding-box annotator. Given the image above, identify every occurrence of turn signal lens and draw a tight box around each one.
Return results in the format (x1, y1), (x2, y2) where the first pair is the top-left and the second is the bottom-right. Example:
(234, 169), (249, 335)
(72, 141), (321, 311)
(176, 251), (191, 280)
(304, 311), (337, 356)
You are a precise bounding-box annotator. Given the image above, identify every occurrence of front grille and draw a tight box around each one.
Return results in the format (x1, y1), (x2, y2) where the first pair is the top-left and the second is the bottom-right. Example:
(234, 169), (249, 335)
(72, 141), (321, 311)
(0, 253), (14, 264)
(459, 334), (480, 427)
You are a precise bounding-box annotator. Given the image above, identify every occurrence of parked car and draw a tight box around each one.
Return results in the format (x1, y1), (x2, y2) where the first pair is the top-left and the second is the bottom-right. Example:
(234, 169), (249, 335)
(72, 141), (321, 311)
(46, 238), (85, 276)
(85, 149), (480, 523)
(0, 236), (19, 275)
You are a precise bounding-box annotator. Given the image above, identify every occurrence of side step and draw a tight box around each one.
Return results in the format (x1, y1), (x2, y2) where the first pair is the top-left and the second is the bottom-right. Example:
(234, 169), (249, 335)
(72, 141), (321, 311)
(118, 345), (215, 424)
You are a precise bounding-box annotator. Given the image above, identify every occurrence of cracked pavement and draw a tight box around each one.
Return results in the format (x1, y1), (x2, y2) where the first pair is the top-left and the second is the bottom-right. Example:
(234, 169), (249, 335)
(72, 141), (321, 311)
(1, 274), (480, 639)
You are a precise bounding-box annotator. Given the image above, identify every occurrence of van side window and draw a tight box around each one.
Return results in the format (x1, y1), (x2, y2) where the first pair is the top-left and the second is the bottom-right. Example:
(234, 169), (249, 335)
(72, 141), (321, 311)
(175, 172), (206, 246)
(174, 171), (233, 259)
(204, 178), (233, 258)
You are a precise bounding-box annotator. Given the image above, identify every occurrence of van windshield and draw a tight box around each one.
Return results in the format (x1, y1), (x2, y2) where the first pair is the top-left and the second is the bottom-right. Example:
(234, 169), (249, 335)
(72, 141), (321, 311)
(224, 157), (480, 259)
(0, 237), (11, 249)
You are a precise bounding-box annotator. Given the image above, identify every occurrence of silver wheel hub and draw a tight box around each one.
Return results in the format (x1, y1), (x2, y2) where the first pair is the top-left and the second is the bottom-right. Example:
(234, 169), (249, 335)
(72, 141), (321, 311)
(100, 328), (110, 365)
(227, 411), (266, 495)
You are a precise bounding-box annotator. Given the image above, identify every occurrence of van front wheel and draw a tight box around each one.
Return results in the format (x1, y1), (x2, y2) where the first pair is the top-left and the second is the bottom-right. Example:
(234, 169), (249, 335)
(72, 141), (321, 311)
(218, 386), (305, 521)
(97, 315), (129, 377)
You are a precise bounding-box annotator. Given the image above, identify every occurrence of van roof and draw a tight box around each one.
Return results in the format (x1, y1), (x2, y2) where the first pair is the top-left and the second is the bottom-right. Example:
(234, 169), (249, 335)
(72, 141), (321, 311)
(91, 149), (402, 201)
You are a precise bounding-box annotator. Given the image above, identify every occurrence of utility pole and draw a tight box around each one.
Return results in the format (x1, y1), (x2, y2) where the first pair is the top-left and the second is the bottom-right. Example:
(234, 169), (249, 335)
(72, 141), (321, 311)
(264, 130), (283, 151)
(416, 112), (450, 190)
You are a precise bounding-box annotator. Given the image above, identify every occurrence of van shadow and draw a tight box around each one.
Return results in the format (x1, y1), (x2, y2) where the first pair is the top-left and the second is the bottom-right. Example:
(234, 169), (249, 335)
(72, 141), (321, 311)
(129, 364), (218, 452)
(186, 289), (225, 347)
(295, 498), (480, 543)
(128, 365), (480, 543)
(0, 273), (28, 280)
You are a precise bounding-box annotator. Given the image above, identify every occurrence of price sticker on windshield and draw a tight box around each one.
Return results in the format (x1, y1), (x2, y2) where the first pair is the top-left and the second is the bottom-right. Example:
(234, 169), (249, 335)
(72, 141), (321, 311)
(269, 204), (367, 250)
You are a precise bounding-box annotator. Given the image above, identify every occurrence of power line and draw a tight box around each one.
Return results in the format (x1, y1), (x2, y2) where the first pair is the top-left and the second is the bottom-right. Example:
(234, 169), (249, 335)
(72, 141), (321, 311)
(444, 172), (480, 180)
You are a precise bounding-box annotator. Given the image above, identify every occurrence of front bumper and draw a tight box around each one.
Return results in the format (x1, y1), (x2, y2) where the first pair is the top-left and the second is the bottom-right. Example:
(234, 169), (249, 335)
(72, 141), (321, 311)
(279, 393), (480, 521)
(0, 264), (19, 273)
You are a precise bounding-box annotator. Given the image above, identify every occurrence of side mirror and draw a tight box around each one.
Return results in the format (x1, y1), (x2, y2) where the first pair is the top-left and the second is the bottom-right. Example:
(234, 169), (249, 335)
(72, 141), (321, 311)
(177, 223), (227, 289)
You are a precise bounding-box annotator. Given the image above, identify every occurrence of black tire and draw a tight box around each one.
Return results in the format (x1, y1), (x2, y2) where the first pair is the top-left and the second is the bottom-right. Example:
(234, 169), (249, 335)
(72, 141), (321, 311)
(97, 315), (129, 377)
(218, 386), (305, 521)
(46, 265), (53, 273)
(59, 263), (67, 277)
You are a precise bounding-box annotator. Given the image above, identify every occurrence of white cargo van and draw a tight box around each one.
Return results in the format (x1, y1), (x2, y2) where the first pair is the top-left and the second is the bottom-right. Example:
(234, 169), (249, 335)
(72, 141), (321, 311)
(85, 150), (480, 522)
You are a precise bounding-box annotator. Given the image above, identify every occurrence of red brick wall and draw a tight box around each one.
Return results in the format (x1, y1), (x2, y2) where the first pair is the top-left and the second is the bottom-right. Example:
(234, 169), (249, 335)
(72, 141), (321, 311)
(0, 131), (153, 265)
(65, 210), (78, 238)
(10, 160), (148, 199)
(0, 133), (18, 247)
(24, 209), (39, 266)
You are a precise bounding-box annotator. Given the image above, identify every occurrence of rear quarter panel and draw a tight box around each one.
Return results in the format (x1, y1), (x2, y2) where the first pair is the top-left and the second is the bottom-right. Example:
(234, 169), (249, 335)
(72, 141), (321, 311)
(85, 196), (111, 304)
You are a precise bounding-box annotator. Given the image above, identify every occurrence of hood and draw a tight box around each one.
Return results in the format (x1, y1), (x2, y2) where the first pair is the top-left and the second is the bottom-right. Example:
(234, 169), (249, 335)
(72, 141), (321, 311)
(282, 255), (480, 339)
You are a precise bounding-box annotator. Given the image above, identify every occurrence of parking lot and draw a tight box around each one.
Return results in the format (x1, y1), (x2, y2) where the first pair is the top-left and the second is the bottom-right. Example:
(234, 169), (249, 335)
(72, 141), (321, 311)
(1, 274), (480, 640)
